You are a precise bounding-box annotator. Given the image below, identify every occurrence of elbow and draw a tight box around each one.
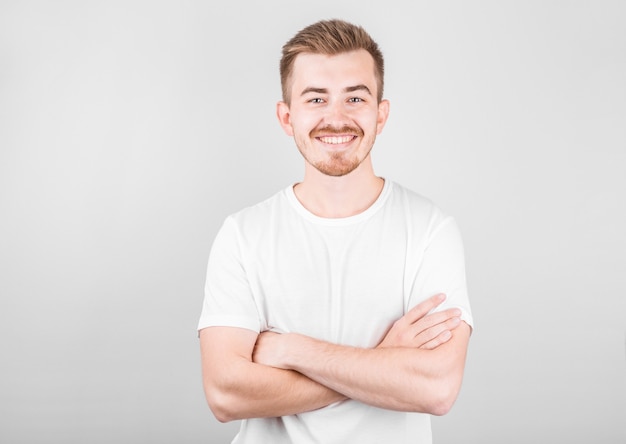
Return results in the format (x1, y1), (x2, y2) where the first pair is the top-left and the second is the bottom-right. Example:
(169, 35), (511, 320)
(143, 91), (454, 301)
(213, 408), (237, 424)
(427, 392), (456, 416)
(401, 380), (459, 416)
(404, 362), (462, 416)
(209, 400), (236, 423)
(205, 388), (239, 423)
(423, 376), (462, 416)
(202, 363), (249, 422)
(204, 375), (245, 423)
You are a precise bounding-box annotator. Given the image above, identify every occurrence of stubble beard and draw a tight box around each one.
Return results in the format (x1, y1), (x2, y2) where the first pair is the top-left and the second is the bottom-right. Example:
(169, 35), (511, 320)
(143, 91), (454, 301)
(310, 149), (370, 177)
(297, 125), (374, 177)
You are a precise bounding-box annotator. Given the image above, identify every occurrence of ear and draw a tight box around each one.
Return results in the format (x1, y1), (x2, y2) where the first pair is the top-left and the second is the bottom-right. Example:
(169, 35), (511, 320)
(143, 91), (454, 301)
(376, 99), (390, 135)
(276, 101), (294, 136)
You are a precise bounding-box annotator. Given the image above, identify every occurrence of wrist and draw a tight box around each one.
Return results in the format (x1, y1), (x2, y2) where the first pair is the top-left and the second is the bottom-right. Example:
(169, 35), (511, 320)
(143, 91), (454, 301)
(280, 332), (302, 369)
(283, 332), (323, 371)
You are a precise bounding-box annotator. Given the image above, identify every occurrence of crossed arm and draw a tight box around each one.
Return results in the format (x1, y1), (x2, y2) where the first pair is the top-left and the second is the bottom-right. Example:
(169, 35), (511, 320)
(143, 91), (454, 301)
(200, 293), (470, 422)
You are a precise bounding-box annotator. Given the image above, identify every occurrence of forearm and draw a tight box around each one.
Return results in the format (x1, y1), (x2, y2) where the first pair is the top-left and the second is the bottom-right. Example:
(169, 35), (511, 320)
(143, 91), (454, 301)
(209, 360), (345, 421)
(288, 339), (444, 412)
(265, 323), (470, 415)
(200, 327), (345, 422)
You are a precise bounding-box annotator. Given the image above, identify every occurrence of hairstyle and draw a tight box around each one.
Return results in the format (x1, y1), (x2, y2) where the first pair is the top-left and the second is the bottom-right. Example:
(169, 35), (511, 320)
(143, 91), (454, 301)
(279, 19), (385, 105)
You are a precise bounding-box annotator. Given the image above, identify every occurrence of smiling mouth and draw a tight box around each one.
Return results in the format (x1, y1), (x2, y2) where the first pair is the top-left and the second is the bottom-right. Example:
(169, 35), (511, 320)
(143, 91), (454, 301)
(317, 135), (357, 144)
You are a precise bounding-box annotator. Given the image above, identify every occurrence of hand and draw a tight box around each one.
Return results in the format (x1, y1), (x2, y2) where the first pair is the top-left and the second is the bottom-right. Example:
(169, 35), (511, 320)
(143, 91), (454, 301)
(377, 293), (462, 350)
(252, 331), (290, 369)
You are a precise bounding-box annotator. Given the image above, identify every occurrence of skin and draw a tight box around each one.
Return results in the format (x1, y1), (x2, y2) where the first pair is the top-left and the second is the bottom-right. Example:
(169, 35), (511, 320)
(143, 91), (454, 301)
(201, 294), (465, 421)
(252, 296), (469, 413)
(200, 49), (471, 422)
(277, 50), (388, 179)
(276, 50), (390, 218)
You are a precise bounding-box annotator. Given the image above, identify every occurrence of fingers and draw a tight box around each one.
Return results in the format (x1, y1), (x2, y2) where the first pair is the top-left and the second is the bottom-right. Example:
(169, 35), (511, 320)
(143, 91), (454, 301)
(403, 293), (447, 324)
(377, 293), (464, 349)
(253, 331), (287, 368)
(416, 308), (462, 331)
(420, 330), (452, 350)
(417, 316), (461, 350)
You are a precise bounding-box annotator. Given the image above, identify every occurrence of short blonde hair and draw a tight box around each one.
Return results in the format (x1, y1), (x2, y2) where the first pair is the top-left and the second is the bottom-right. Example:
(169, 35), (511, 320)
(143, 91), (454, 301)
(280, 19), (385, 104)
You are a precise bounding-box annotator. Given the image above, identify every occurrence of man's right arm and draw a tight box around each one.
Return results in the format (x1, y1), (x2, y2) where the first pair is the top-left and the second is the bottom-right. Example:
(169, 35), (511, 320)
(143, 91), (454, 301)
(199, 294), (460, 422)
(199, 326), (345, 422)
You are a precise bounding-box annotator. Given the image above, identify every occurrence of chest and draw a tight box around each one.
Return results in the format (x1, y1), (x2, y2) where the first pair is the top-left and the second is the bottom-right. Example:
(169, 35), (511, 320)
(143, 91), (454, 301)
(246, 223), (413, 347)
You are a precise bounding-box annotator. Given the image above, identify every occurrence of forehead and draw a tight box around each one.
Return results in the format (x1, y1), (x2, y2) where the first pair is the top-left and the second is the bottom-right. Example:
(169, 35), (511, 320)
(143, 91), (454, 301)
(290, 49), (377, 92)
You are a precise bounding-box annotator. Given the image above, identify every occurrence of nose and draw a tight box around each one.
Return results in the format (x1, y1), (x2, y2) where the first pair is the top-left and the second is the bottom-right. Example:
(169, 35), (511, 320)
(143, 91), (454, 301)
(323, 99), (351, 125)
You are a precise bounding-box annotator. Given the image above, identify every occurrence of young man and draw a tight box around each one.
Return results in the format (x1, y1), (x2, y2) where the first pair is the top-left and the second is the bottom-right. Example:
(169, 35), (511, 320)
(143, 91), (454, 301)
(198, 19), (473, 443)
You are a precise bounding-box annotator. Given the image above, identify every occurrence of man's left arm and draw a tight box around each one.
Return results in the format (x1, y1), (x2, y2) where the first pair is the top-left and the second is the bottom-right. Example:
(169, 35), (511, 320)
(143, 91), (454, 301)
(254, 320), (470, 415)
(254, 214), (472, 414)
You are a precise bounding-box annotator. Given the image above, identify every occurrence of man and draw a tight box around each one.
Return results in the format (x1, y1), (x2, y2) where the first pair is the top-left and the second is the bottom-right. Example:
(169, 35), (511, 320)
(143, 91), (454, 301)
(198, 19), (473, 443)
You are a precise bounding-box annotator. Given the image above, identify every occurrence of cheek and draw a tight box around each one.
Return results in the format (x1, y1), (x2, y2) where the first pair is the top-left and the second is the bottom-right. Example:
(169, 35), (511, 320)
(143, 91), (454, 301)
(355, 108), (382, 127)
(291, 115), (320, 135)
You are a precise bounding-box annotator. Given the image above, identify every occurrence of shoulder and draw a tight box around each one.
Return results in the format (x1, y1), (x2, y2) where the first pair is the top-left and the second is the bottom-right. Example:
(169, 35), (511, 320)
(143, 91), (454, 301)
(388, 181), (434, 206)
(383, 181), (464, 251)
(386, 181), (449, 225)
(218, 186), (292, 241)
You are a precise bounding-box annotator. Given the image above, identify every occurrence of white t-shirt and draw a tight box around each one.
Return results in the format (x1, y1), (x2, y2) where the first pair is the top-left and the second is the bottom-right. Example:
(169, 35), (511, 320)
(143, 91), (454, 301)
(198, 180), (473, 444)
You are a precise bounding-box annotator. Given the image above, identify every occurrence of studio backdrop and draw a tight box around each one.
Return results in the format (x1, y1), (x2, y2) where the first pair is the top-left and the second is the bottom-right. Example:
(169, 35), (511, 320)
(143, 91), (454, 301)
(1, 1), (624, 443)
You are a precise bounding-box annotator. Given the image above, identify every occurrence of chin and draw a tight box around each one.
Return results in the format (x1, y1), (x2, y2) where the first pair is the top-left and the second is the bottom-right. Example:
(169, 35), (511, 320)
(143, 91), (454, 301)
(313, 160), (362, 177)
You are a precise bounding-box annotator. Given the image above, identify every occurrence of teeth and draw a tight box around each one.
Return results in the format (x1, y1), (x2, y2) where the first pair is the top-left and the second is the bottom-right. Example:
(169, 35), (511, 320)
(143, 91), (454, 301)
(319, 135), (354, 144)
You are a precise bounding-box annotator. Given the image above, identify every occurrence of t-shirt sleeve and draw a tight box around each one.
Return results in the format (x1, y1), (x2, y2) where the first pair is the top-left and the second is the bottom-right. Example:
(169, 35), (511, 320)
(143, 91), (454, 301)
(197, 216), (261, 334)
(409, 216), (474, 329)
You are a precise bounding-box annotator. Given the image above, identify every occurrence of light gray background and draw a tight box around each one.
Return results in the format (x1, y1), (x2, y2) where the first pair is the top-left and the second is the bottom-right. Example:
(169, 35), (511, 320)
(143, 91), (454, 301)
(1, 1), (624, 443)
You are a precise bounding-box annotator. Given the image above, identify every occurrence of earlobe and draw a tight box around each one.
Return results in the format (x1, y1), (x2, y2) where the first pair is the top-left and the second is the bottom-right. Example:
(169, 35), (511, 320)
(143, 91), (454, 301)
(276, 101), (294, 136)
(376, 99), (390, 135)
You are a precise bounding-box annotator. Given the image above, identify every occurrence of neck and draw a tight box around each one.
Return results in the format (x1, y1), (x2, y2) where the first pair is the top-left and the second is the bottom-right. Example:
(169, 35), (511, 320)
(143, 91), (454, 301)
(294, 156), (384, 218)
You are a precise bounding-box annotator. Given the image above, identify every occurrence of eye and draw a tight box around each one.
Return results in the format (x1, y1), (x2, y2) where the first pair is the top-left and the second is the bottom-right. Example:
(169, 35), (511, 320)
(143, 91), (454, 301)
(308, 98), (325, 104)
(348, 97), (364, 103)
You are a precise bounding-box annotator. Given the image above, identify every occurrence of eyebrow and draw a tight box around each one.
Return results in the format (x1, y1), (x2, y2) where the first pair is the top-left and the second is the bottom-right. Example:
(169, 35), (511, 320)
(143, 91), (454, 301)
(344, 84), (372, 95)
(300, 87), (328, 96)
(300, 84), (373, 97)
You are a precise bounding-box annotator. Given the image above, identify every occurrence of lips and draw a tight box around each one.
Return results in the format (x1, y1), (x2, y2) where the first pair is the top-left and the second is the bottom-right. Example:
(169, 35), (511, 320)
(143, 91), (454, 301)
(312, 125), (363, 145)
(317, 135), (357, 144)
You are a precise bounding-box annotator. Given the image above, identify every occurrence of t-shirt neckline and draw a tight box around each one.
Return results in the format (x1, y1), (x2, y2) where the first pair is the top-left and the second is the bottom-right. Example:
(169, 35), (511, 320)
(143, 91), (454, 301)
(284, 179), (393, 226)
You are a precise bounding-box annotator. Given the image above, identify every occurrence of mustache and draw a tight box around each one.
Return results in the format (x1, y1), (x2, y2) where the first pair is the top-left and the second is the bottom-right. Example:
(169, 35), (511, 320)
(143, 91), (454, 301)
(311, 125), (364, 137)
